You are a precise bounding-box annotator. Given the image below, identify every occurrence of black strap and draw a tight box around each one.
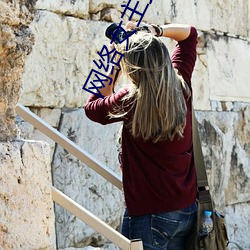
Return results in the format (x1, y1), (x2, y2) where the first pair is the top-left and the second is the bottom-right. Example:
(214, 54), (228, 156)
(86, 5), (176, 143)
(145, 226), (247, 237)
(191, 106), (210, 195)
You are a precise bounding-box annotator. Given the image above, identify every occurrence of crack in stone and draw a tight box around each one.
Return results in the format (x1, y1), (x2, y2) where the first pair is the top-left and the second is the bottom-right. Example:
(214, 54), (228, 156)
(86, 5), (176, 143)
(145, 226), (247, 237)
(20, 143), (25, 167)
(35, 8), (89, 21)
(198, 54), (207, 68)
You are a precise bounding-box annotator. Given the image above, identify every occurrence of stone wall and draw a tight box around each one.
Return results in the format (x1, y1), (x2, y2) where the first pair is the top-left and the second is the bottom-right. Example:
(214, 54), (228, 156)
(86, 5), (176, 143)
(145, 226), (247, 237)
(16, 0), (250, 249)
(0, 140), (56, 249)
(0, 0), (35, 141)
(0, 1), (56, 249)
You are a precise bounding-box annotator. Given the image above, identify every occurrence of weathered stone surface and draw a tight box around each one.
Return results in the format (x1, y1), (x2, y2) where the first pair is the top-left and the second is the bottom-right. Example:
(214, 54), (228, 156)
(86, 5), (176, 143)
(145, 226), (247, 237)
(196, 109), (250, 211)
(195, 108), (250, 249)
(52, 109), (123, 248)
(20, 11), (112, 108)
(19, 9), (250, 111)
(192, 31), (250, 110)
(0, 140), (55, 249)
(163, 0), (249, 38)
(163, 0), (210, 30)
(0, 0), (36, 26)
(206, 34), (250, 103)
(225, 202), (250, 250)
(0, 0), (36, 141)
(210, 0), (248, 38)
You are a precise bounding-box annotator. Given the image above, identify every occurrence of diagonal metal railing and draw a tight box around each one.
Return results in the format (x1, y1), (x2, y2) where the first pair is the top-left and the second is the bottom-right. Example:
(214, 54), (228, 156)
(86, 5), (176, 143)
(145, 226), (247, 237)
(16, 103), (122, 190)
(51, 187), (142, 250)
(16, 103), (143, 250)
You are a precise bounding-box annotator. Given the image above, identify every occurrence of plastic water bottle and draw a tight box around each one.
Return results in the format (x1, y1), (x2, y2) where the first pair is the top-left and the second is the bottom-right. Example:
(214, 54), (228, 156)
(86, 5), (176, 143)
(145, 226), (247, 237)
(201, 210), (213, 235)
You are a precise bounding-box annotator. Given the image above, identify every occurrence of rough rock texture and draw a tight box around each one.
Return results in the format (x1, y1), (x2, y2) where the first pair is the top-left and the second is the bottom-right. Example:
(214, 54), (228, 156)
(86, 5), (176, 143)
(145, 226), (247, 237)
(226, 202), (250, 249)
(196, 108), (250, 208)
(20, 11), (97, 108)
(16, 0), (250, 249)
(196, 108), (250, 250)
(165, 0), (249, 37)
(0, 140), (55, 249)
(193, 32), (250, 111)
(0, 0), (36, 141)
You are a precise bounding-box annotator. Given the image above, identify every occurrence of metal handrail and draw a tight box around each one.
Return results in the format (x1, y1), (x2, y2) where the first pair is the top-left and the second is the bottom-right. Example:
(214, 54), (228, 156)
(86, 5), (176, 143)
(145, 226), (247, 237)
(16, 103), (122, 190)
(16, 103), (143, 250)
(52, 187), (142, 250)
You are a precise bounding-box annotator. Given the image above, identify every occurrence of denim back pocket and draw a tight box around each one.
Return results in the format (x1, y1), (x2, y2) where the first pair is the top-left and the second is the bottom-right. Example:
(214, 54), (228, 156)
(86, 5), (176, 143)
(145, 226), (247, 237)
(151, 213), (181, 249)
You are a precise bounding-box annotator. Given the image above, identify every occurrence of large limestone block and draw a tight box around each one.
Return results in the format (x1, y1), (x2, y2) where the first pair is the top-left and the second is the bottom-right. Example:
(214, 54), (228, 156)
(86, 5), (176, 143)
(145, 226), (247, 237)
(21, 7), (201, 110)
(196, 109), (250, 211)
(52, 109), (124, 248)
(20, 11), (115, 108)
(192, 30), (250, 110)
(21, 5), (250, 110)
(206, 34), (250, 103)
(0, 140), (55, 249)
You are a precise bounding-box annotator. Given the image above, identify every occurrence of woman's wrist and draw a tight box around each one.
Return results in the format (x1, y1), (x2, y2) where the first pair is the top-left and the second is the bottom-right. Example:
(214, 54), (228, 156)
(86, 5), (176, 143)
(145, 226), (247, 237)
(150, 24), (163, 37)
(158, 26), (163, 36)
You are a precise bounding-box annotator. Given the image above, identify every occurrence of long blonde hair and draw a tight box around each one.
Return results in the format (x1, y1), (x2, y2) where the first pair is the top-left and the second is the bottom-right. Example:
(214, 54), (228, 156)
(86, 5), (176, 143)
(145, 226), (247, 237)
(114, 32), (190, 142)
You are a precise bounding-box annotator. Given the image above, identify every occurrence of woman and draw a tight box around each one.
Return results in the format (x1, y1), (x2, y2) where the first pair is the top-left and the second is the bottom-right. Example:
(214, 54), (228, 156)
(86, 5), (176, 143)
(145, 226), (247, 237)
(85, 22), (198, 250)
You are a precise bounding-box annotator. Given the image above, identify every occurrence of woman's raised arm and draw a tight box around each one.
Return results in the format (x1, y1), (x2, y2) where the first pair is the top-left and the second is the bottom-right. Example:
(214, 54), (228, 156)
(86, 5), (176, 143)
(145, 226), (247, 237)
(160, 24), (191, 41)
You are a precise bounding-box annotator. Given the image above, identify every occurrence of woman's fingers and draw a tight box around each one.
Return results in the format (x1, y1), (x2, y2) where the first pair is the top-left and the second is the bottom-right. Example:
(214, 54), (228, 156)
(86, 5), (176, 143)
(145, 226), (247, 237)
(125, 21), (157, 36)
(109, 42), (116, 51)
(125, 21), (137, 30)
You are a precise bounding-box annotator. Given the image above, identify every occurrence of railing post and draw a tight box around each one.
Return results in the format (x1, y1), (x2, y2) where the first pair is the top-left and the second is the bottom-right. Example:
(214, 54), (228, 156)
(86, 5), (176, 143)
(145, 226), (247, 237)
(130, 240), (144, 250)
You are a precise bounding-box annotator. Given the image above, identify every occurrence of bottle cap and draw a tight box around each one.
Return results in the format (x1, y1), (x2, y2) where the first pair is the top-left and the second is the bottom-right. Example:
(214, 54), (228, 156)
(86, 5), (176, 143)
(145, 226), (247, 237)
(204, 210), (212, 217)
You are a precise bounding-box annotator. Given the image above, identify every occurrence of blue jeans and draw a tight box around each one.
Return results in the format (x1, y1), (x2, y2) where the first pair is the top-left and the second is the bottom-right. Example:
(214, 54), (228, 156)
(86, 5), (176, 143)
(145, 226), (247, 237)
(121, 202), (197, 250)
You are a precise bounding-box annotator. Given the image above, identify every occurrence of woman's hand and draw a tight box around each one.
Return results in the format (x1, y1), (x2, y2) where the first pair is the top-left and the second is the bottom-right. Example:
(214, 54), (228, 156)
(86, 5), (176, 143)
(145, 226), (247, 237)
(124, 21), (158, 36)
(109, 41), (117, 51)
(125, 21), (137, 31)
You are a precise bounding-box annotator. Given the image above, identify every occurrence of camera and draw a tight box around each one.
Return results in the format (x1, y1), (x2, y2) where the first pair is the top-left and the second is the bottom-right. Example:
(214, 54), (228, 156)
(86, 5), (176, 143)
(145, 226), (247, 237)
(105, 23), (150, 44)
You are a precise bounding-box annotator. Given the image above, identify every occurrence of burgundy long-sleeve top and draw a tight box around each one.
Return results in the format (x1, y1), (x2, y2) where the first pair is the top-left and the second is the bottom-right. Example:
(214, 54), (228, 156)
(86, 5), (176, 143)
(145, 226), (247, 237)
(85, 27), (198, 216)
